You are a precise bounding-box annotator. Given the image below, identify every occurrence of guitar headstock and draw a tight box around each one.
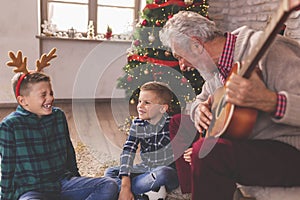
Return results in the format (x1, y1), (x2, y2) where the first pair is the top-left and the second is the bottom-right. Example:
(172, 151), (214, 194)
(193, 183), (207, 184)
(240, 0), (300, 78)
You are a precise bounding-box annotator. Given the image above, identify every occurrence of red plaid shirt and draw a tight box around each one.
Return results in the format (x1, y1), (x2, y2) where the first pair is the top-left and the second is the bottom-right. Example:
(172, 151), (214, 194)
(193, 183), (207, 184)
(217, 33), (286, 119)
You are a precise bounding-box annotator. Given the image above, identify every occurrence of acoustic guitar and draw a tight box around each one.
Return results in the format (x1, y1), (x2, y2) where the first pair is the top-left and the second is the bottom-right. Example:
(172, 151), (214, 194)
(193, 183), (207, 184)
(206, 0), (300, 139)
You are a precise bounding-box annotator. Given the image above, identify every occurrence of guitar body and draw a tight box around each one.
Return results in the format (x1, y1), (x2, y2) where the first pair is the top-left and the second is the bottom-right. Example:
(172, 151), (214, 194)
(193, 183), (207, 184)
(206, 62), (258, 139)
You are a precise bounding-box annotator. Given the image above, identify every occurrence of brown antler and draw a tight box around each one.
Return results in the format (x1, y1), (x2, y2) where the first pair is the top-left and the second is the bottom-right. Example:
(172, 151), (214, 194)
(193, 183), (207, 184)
(6, 50), (29, 74)
(36, 48), (57, 72)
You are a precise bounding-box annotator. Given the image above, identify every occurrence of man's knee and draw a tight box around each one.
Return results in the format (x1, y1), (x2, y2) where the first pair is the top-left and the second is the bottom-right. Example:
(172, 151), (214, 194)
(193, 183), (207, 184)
(192, 137), (234, 162)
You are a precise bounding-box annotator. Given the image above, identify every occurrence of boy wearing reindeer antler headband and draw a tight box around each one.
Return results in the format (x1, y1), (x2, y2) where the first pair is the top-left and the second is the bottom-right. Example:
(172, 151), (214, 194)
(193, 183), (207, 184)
(0, 48), (118, 200)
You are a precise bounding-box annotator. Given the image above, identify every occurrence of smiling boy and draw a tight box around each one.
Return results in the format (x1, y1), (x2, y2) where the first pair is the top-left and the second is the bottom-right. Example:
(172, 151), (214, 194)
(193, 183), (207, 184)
(0, 49), (118, 200)
(105, 81), (179, 200)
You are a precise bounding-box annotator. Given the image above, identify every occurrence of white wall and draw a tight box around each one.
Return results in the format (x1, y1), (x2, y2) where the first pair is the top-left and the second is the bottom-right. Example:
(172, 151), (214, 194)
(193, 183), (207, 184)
(40, 38), (130, 99)
(0, 0), (39, 103)
(0, 0), (130, 103)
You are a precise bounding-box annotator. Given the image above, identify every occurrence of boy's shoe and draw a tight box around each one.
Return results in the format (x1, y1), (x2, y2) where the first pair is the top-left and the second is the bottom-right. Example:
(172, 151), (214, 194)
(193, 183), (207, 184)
(144, 186), (167, 200)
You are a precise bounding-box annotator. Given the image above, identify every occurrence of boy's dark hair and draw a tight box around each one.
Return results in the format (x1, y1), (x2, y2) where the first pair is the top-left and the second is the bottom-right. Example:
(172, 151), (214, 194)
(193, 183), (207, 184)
(140, 81), (173, 105)
(12, 72), (51, 97)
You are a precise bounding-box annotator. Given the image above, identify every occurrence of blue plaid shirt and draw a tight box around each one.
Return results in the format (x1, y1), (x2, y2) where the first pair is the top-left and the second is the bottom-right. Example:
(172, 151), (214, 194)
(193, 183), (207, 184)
(119, 114), (174, 176)
(0, 106), (79, 200)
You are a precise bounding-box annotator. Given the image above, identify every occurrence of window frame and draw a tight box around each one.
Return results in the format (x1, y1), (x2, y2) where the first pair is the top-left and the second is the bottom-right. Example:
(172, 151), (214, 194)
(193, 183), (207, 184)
(40, 0), (141, 35)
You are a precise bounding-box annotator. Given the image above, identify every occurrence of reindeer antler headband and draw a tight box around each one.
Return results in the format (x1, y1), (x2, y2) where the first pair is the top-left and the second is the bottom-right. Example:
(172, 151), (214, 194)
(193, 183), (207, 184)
(6, 48), (57, 97)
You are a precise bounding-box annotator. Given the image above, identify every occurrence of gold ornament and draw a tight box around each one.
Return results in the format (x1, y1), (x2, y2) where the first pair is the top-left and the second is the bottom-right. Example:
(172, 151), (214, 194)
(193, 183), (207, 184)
(130, 99), (135, 104)
(164, 51), (171, 57)
(184, 0), (193, 5)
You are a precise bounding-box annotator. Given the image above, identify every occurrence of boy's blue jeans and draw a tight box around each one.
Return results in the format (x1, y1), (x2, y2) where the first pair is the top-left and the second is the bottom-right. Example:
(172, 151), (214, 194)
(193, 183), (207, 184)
(104, 165), (179, 195)
(18, 176), (118, 200)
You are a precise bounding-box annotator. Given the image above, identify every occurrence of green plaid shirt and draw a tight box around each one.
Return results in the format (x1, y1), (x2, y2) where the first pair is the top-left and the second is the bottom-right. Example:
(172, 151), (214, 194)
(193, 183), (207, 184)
(0, 106), (79, 200)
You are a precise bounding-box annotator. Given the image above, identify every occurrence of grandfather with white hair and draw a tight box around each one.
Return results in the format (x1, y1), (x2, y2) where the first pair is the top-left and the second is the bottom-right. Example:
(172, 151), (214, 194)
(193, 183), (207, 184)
(160, 10), (300, 200)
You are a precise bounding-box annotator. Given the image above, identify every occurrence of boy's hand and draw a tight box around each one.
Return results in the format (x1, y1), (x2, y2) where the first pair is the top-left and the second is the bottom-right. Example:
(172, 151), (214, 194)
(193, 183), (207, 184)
(119, 176), (135, 200)
(119, 187), (134, 200)
(183, 148), (193, 165)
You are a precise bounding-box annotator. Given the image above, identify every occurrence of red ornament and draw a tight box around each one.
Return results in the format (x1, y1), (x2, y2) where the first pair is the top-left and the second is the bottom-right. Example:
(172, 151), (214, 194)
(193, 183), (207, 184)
(168, 15), (173, 19)
(155, 20), (161, 27)
(141, 19), (148, 26)
(133, 40), (140, 46)
(127, 75), (133, 82)
(181, 77), (188, 84)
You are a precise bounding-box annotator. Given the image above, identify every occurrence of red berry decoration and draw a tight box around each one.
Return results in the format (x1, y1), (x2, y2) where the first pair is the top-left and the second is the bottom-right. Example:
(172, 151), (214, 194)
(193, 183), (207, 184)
(141, 19), (148, 26)
(133, 40), (140, 46)
(127, 75), (133, 82)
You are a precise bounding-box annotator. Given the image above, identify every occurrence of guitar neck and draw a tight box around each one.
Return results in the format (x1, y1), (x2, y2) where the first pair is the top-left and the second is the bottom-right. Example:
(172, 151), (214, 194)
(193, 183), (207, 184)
(239, 0), (300, 78)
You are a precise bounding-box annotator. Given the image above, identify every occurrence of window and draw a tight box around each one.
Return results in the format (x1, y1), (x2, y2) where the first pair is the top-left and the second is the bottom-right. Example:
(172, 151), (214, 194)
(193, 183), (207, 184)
(41, 0), (143, 36)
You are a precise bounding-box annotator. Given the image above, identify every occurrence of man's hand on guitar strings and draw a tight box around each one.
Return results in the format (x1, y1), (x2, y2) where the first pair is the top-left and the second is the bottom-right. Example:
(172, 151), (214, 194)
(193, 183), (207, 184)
(194, 96), (213, 134)
(225, 72), (277, 113)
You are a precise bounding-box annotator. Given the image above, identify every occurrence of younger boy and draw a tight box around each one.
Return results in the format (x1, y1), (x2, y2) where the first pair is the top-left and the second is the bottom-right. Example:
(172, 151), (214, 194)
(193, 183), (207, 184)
(105, 81), (179, 200)
(0, 49), (118, 200)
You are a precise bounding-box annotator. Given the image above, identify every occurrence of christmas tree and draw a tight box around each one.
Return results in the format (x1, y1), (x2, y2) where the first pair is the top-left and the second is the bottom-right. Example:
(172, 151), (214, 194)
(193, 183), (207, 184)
(117, 0), (208, 115)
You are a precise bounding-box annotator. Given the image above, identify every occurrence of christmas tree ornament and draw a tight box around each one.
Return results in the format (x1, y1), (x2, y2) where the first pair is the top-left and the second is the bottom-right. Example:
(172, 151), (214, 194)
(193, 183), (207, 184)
(141, 19), (148, 26)
(184, 0), (194, 5)
(155, 20), (161, 26)
(133, 39), (141, 46)
(144, 69), (149, 74)
(148, 34), (155, 43)
(164, 51), (171, 57)
(127, 75), (133, 82)
(130, 99), (135, 104)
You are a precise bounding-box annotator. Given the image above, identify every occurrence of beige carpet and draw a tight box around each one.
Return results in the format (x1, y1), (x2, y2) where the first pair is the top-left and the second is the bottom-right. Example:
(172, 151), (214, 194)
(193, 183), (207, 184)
(75, 141), (191, 200)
